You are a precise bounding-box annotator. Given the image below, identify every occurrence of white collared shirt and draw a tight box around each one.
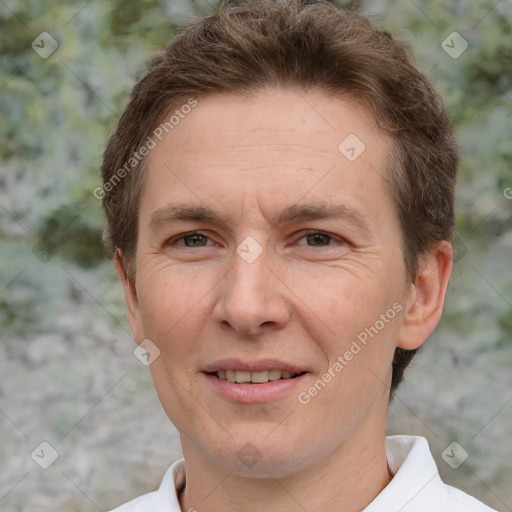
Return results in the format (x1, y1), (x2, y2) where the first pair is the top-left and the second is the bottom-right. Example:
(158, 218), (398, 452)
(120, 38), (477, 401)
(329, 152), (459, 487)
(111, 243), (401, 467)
(108, 436), (497, 512)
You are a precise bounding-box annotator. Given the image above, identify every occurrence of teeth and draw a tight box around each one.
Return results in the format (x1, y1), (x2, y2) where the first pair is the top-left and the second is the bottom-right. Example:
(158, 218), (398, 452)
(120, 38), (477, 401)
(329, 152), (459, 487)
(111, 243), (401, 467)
(251, 370), (269, 383)
(215, 369), (300, 383)
(268, 369), (282, 381)
(235, 370), (251, 383)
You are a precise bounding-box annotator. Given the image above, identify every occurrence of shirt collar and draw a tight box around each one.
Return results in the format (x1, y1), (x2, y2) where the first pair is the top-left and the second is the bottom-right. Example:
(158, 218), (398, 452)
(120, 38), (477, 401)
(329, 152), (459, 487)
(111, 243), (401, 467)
(156, 436), (486, 512)
(363, 435), (444, 511)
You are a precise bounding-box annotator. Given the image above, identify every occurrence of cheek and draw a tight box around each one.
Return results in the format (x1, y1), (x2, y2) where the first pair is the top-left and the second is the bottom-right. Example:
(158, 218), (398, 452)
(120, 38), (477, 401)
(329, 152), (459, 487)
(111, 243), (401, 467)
(289, 265), (403, 382)
(136, 263), (213, 345)
(138, 267), (211, 413)
(292, 268), (395, 337)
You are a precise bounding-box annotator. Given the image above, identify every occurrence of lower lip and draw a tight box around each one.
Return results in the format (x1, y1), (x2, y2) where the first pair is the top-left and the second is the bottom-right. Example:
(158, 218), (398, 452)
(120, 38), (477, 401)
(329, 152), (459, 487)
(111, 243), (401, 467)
(203, 372), (309, 403)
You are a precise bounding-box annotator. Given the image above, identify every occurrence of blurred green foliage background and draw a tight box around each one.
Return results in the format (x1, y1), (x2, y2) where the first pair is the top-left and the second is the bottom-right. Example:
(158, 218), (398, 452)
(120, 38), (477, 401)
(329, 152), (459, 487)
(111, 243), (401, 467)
(1, 0), (511, 510)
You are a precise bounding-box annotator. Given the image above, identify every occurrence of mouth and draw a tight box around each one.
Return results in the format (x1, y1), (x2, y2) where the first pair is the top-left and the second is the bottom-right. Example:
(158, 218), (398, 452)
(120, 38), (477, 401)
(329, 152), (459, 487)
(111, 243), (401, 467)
(207, 369), (308, 384)
(202, 359), (310, 402)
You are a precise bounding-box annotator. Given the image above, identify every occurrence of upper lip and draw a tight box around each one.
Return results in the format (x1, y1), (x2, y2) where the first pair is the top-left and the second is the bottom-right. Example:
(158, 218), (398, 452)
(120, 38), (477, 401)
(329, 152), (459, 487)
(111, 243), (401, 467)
(203, 358), (308, 374)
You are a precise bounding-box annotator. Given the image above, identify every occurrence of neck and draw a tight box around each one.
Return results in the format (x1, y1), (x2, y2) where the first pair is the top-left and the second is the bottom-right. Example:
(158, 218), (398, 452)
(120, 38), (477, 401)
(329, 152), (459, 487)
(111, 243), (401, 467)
(178, 423), (392, 512)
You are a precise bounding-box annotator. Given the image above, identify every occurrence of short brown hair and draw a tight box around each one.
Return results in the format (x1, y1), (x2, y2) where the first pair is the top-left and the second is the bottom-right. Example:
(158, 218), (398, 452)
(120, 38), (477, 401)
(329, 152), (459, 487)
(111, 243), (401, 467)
(100, 0), (459, 395)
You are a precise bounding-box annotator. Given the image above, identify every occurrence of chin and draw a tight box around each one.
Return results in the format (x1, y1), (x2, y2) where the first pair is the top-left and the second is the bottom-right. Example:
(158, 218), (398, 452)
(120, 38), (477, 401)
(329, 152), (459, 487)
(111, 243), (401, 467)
(201, 431), (313, 478)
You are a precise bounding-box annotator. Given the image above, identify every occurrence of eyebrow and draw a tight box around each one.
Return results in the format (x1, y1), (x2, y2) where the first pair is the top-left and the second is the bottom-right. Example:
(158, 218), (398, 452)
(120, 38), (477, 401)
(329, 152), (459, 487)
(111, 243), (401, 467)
(150, 204), (231, 228)
(150, 202), (373, 235)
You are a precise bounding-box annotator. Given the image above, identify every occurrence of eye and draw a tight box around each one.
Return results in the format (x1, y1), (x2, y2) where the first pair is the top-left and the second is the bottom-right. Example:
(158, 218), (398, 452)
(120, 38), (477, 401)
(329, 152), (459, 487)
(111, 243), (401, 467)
(297, 231), (343, 247)
(168, 231), (212, 248)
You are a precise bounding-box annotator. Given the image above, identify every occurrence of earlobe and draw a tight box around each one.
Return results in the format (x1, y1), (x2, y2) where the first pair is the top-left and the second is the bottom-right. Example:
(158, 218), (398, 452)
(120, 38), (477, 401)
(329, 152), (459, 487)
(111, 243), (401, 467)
(397, 241), (453, 350)
(114, 249), (145, 345)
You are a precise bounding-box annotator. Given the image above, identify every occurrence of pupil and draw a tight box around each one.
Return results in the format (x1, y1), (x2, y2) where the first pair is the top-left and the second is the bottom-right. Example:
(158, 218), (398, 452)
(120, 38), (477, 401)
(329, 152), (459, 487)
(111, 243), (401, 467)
(186, 235), (206, 247)
(308, 233), (329, 246)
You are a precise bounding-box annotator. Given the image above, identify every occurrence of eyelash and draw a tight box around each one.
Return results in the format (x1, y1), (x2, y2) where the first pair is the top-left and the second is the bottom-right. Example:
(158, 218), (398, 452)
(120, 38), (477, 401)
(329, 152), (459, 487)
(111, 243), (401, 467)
(167, 230), (344, 249)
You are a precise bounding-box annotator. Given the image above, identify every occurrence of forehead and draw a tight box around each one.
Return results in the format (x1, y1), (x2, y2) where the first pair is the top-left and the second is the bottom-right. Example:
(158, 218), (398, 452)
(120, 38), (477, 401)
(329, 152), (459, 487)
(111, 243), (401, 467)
(160, 89), (387, 164)
(141, 88), (394, 224)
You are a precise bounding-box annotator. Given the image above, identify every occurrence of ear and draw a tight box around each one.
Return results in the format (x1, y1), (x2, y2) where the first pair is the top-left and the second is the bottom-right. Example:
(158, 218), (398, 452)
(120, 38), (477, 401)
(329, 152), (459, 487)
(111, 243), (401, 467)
(397, 241), (453, 350)
(114, 249), (145, 346)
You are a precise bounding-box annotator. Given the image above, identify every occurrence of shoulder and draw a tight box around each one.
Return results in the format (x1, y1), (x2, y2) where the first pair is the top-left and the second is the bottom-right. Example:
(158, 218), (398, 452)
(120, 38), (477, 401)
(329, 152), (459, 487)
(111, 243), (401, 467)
(445, 484), (498, 512)
(366, 436), (498, 512)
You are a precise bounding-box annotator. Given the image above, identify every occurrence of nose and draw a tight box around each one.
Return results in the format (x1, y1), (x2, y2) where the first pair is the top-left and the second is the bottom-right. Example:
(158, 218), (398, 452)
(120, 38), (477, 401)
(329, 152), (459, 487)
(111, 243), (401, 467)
(212, 245), (290, 336)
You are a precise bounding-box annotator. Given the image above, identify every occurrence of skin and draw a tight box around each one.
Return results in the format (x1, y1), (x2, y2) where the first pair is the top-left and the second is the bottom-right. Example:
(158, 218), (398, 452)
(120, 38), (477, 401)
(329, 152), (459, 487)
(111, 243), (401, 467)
(115, 88), (453, 512)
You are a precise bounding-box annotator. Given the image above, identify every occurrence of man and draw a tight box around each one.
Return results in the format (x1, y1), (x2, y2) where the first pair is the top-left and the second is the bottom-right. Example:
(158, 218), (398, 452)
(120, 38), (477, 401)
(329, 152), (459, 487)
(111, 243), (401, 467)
(100, 0), (497, 510)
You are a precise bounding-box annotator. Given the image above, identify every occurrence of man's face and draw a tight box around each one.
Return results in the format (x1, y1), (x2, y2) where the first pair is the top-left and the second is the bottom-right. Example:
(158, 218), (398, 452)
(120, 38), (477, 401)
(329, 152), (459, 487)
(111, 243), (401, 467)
(124, 88), (413, 476)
